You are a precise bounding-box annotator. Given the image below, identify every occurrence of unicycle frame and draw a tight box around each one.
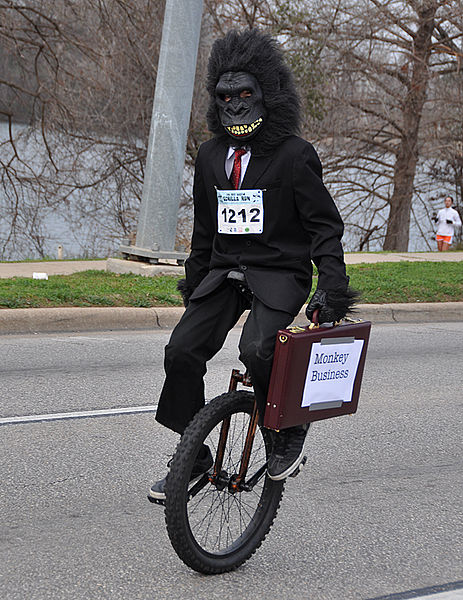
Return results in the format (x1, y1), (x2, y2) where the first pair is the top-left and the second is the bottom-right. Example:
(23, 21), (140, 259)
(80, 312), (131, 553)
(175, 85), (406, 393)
(208, 369), (259, 493)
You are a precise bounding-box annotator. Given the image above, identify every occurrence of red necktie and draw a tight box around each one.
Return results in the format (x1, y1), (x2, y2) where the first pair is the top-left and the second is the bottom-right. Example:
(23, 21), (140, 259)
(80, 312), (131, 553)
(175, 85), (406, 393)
(231, 148), (247, 190)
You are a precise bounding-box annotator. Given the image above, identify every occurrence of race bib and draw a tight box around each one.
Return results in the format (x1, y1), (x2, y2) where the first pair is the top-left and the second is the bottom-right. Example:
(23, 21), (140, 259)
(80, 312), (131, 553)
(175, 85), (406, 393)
(217, 189), (264, 234)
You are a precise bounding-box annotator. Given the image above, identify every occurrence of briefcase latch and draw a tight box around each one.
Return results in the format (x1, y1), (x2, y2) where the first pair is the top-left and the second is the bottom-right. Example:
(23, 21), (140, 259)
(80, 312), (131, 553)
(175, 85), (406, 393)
(286, 326), (305, 334)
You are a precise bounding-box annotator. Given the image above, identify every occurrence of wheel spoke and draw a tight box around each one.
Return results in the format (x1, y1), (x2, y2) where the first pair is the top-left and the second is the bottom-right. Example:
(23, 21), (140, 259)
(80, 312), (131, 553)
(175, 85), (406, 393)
(186, 413), (268, 553)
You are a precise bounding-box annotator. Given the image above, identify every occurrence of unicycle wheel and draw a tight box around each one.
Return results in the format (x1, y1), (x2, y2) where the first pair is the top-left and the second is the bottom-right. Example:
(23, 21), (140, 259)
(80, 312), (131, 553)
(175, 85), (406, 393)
(164, 390), (284, 574)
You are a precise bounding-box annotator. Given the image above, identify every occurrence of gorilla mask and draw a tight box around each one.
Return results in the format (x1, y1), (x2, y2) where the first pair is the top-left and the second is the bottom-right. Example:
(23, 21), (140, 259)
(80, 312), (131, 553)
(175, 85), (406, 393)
(215, 71), (265, 141)
(207, 30), (301, 155)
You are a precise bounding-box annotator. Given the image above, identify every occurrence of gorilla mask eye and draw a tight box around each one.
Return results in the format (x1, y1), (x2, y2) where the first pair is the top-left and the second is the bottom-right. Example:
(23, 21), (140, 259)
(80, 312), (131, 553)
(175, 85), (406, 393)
(240, 90), (252, 99)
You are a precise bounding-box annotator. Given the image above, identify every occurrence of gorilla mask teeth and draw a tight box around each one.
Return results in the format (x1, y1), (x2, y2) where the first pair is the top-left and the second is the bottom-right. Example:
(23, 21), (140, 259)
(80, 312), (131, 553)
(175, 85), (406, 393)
(226, 117), (263, 137)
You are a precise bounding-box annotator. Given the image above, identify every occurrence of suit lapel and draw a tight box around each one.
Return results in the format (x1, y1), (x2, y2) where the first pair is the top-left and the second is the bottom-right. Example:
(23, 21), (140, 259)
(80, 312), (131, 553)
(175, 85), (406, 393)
(241, 153), (274, 189)
(211, 143), (233, 190)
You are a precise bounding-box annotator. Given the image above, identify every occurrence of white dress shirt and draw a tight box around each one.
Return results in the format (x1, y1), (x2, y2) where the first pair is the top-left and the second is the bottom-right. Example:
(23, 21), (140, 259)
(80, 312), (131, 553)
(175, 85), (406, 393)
(225, 146), (251, 188)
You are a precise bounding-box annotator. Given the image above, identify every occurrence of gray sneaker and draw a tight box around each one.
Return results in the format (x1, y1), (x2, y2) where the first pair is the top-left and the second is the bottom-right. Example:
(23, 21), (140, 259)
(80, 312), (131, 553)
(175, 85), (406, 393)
(267, 425), (309, 481)
(148, 445), (213, 502)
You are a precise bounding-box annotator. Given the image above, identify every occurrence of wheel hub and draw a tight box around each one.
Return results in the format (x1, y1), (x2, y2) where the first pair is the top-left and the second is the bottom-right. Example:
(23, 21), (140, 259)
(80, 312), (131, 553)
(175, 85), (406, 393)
(209, 469), (230, 491)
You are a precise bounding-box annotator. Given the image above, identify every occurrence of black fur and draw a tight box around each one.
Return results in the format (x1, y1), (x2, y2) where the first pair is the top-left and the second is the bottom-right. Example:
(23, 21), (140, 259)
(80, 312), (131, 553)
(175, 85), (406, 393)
(206, 29), (301, 156)
(177, 278), (195, 307)
(306, 287), (361, 323)
(325, 287), (361, 317)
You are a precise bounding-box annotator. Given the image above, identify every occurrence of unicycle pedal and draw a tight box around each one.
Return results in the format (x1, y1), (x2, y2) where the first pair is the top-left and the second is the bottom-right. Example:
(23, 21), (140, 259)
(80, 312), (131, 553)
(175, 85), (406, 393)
(289, 455), (307, 478)
(147, 495), (166, 506)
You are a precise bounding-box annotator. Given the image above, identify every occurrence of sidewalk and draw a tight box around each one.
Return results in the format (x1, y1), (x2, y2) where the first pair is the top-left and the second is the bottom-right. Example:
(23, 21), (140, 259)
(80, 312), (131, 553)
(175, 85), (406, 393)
(0, 259), (107, 278)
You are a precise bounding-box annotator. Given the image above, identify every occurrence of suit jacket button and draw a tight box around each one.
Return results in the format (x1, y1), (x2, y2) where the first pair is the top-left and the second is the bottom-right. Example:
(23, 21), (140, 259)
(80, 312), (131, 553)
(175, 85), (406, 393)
(246, 241), (252, 247)
(240, 265), (248, 270)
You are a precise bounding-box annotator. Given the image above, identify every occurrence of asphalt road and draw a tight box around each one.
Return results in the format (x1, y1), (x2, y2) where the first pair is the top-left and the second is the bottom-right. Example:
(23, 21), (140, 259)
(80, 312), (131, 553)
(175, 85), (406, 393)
(1, 323), (462, 600)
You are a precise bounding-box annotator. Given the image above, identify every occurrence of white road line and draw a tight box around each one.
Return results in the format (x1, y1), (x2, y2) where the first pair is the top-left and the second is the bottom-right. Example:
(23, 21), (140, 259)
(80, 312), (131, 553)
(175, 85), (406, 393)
(0, 405), (158, 426)
(416, 592), (463, 600)
(391, 591), (463, 600)
(370, 585), (463, 600)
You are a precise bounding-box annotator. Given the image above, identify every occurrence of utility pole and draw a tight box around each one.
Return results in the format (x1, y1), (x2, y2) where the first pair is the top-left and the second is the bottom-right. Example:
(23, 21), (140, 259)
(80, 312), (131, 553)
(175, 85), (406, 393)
(120, 0), (204, 264)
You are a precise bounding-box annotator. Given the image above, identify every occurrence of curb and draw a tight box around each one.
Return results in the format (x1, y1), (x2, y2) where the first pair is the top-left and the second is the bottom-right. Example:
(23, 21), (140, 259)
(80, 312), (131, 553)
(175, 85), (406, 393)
(0, 303), (462, 335)
(0, 307), (184, 335)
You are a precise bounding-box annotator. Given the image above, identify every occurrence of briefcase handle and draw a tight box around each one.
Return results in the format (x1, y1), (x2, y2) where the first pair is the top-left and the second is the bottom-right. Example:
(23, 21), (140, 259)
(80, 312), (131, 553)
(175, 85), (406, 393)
(308, 308), (342, 331)
(308, 308), (326, 330)
(310, 309), (320, 326)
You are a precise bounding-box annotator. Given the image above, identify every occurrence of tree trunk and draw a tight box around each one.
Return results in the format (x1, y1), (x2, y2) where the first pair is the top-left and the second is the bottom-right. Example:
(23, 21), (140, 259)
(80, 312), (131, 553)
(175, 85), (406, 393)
(383, 2), (437, 251)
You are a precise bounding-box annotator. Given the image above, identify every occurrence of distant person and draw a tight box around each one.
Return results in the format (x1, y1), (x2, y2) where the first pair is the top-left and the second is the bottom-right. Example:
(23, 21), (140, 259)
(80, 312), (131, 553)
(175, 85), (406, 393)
(433, 196), (462, 251)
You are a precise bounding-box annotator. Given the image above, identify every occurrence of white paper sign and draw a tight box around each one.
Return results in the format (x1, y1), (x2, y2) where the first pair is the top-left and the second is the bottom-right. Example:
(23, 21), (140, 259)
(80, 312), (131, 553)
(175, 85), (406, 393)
(301, 338), (364, 408)
(217, 189), (264, 234)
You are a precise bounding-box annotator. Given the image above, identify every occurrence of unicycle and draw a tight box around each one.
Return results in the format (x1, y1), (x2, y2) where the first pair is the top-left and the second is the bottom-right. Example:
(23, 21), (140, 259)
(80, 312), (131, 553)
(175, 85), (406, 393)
(159, 369), (298, 574)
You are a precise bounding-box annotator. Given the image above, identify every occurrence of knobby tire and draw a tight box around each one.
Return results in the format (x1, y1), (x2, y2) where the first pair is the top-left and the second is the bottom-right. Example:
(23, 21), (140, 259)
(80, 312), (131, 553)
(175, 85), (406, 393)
(164, 391), (284, 574)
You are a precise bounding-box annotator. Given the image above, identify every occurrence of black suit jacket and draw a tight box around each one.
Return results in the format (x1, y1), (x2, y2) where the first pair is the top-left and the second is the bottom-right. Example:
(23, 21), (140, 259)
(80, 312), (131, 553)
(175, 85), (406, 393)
(185, 135), (348, 315)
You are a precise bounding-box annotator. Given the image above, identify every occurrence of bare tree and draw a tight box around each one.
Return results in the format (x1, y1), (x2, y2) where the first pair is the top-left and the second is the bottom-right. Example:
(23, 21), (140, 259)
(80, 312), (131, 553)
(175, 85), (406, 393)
(289, 0), (463, 250)
(0, 0), (166, 258)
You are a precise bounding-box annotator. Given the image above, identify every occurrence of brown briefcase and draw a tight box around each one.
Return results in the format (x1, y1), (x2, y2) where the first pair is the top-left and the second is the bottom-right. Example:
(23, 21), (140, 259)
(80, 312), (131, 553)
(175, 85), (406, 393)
(264, 318), (371, 430)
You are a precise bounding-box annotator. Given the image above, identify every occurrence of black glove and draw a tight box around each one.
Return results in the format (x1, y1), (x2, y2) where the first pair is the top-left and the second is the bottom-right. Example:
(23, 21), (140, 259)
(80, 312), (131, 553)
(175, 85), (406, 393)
(432, 212), (438, 223)
(306, 287), (360, 323)
(446, 219), (453, 224)
(177, 279), (195, 307)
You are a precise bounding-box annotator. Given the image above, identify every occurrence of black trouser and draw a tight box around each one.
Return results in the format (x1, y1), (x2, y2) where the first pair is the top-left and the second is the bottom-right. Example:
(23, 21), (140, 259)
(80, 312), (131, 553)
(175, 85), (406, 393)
(155, 280), (294, 434)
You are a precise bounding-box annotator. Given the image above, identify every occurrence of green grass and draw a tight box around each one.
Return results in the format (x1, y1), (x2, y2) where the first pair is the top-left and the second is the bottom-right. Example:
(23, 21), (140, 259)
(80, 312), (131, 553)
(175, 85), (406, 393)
(347, 261), (462, 303)
(0, 271), (182, 309)
(0, 262), (461, 308)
